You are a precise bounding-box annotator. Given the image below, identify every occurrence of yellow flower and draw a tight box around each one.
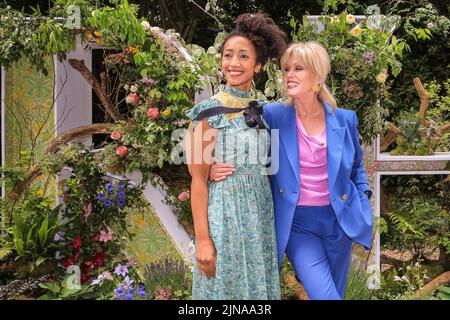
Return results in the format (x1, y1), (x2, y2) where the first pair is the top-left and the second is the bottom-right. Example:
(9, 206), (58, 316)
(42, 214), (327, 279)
(134, 213), (146, 227)
(85, 31), (93, 39)
(376, 70), (388, 83)
(162, 108), (171, 117)
(330, 16), (340, 24)
(127, 45), (140, 54)
(93, 31), (102, 37)
(350, 25), (362, 37)
(346, 14), (355, 24)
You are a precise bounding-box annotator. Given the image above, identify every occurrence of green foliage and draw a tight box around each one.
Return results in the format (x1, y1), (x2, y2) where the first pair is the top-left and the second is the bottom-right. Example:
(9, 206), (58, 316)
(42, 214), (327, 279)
(385, 2), (450, 121)
(143, 257), (192, 299)
(88, 0), (147, 48)
(381, 175), (450, 258)
(378, 259), (430, 299)
(344, 264), (375, 300)
(279, 257), (297, 299)
(153, 164), (192, 226)
(38, 273), (95, 300)
(389, 78), (449, 155)
(186, 31), (227, 89)
(436, 286), (450, 300)
(289, 6), (407, 143)
(390, 112), (431, 155)
(0, 246), (14, 261)
(7, 192), (63, 273)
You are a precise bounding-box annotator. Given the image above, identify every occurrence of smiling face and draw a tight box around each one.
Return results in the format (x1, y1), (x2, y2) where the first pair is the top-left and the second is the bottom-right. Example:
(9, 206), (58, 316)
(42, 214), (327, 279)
(221, 36), (261, 91)
(283, 57), (318, 99)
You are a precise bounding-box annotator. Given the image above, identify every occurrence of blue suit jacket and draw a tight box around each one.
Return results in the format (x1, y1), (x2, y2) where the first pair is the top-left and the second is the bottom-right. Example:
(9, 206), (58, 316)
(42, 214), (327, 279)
(263, 102), (374, 267)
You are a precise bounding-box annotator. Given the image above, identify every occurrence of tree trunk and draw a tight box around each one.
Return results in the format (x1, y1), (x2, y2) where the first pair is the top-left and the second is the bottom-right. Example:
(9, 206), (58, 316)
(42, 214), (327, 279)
(380, 122), (401, 152)
(68, 59), (121, 121)
(412, 271), (450, 298)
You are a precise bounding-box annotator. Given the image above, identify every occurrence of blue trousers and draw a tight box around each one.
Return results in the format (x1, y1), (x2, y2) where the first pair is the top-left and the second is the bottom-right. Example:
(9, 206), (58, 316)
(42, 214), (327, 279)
(285, 205), (352, 300)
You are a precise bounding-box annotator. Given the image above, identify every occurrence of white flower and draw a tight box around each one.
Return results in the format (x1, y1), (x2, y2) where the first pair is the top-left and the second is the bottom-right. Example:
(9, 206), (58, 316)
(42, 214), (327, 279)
(376, 70), (388, 83)
(346, 14), (356, 24)
(330, 16), (340, 24)
(393, 275), (402, 282)
(141, 20), (151, 31)
(123, 84), (130, 91)
(426, 22), (434, 29)
(350, 25), (362, 37)
(130, 84), (138, 92)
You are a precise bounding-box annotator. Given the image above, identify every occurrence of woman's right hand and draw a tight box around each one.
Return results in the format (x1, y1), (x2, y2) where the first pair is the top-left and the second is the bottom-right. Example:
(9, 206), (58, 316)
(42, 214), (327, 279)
(209, 158), (235, 182)
(196, 237), (217, 278)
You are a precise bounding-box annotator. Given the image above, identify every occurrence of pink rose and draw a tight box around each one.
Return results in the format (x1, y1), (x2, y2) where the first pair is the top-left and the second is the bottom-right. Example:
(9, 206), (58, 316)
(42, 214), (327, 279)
(147, 107), (160, 120)
(178, 191), (190, 202)
(110, 131), (122, 140)
(125, 93), (140, 105)
(116, 145), (129, 157)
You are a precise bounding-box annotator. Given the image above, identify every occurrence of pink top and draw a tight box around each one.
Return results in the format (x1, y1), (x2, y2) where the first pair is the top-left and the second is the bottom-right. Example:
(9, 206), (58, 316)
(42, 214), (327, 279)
(296, 115), (330, 206)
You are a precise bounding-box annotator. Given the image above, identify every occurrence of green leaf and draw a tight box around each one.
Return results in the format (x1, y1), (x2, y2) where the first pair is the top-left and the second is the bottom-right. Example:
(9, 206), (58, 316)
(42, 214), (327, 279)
(38, 216), (49, 246)
(35, 256), (48, 267)
(13, 230), (24, 256)
(38, 282), (60, 294)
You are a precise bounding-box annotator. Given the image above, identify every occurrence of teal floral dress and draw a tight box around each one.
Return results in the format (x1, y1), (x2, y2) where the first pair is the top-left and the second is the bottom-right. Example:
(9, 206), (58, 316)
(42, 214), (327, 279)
(186, 85), (280, 300)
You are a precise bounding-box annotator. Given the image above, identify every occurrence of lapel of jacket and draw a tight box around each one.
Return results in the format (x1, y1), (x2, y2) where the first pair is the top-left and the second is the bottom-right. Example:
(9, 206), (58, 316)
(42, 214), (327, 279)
(325, 103), (345, 195)
(279, 104), (300, 185)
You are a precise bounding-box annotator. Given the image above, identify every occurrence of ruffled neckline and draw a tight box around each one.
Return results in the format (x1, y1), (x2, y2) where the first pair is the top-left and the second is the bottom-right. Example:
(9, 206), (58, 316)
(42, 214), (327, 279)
(220, 84), (251, 98)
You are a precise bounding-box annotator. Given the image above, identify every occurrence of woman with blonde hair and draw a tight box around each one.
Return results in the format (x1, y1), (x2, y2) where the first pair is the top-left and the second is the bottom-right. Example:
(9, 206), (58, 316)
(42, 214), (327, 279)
(210, 41), (373, 299)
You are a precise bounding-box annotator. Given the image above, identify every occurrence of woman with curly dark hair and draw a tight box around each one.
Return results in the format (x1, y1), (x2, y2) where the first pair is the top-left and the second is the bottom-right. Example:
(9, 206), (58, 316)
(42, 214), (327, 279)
(186, 12), (287, 299)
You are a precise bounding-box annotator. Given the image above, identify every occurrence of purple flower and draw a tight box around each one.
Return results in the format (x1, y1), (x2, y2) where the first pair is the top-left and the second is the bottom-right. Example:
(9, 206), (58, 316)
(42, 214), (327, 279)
(117, 184), (124, 191)
(118, 191), (125, 198)
(139, 77), (155, 86)
(123, 276), (134, 289)
(362, 51), (375, 64)
(114, 285), (124, 294)
(98, 193), (105, 200)
(114, 293), (125, 299)
(129, 287), (135, 294)
(138, 286), (146, 297)
(104, 199), (111, 207)
(114, 264), (129, 277)
(118, 199), (125, 207)
(106, 183), (114, 192)
(125, 293), (134, 300)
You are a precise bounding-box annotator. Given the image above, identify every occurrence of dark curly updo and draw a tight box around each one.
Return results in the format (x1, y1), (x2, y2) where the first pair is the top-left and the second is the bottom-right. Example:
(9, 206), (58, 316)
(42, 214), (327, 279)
(221, 12), (288, 66)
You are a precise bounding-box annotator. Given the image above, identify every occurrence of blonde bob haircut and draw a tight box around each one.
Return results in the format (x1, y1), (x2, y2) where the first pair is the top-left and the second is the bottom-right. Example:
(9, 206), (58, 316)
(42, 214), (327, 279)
(280, 41), (337, 110)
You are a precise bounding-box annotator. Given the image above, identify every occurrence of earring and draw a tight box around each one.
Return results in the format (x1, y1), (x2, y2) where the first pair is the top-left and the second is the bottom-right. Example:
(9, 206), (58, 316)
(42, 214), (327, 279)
(312, 83), (320, 93)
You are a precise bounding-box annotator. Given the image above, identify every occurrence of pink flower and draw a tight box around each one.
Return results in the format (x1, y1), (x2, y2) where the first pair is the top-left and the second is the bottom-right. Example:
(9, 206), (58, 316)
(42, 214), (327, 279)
(178, 191), (190, 202)
(128, 257), (139, 267)
(154, 286), (173, 300)
(116, 145), (129, 157)
(147, 107), (160, 120)
(83, 202), (92, 221)
(99, 229), (114, 243)
(111, 131), (122, 140)
(125, 93), (140, 105)
(427, 22), (434, 29)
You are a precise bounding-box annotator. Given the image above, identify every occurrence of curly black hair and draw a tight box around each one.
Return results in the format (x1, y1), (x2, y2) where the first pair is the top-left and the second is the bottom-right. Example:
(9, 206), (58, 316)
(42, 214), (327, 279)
(220, 12), (288, 66)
